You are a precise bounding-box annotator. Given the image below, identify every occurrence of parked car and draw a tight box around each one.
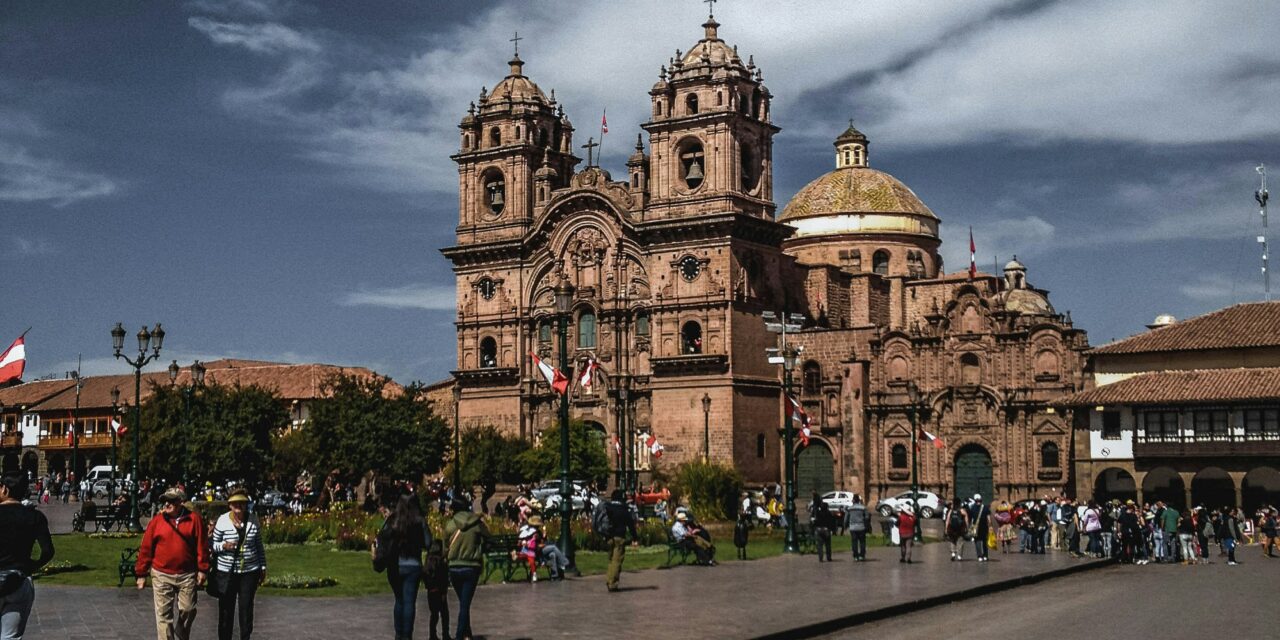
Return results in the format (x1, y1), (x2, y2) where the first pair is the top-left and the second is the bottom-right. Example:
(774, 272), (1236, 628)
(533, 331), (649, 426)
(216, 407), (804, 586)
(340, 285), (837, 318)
(820, 491), (856, 512)
(530, 480), (597, 511)
(874, 490), (943, 518)
(89, 478), (132, 500)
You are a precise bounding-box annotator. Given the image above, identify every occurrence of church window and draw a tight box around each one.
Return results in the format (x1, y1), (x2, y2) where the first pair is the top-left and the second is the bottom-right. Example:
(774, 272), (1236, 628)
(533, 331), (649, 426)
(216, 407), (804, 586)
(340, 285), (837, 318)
(463, 133), (472, 149)
(681, 321), (702, 354)
(961, 305), (982, 333)
(960, 353), (981, 385)
(888, 356), (908, 381)
(716, 91), (723, 106)
(538, 321), (552, 343)
(1034, 350), (1060, 379)
(635, 311), (650, 336)
(654, 101), (662, 117)
(678, 139), (705, 190)
(479, 337), (497, 369)
(756, 433), (766, 458)
(631, 174), (639, 188)
(752, 87), (763, 119)
(872, 250), (890, 275)
(685, 93), (699, 115)
(578, 311), (597, 349)
(802, 361), (821, 395)
(515, 125), (522, 141)
(891, 444), (907, 469)
(489, 127), (501, 147)
(740, 91), (751, 116)
(1040, 442), (1059, 468)
(1101, 411), (1122, 440)
(538, 128), (548, 147)
(852, 145), (865, 166)
(740, 144), (757, 192)
(482, 170), (505, 216)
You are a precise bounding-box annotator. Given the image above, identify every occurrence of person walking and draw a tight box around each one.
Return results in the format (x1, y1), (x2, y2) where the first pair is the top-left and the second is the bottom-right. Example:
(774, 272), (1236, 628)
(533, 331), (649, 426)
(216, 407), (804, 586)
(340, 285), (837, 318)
(374, 493), (432, 640)
(595, 489), (639, 591)
(0, 471), (54, 640)
(1221, 507), (1244, 566)
(811, 494), (835, 562)
(944, 498), (969, 561)
(1176, 509), (1196, 565)
(733, 511), (750, 560)
(969, 494), (991, 562)
(993, 501), (1015, 554)
(897, 505), (916, 564)
(1261, 508), (1278, 558)
(210, 488), (266, 640)
(136, 488), (210, 640)
(845, 495), (870, 561)
(444, 493), (488, 640)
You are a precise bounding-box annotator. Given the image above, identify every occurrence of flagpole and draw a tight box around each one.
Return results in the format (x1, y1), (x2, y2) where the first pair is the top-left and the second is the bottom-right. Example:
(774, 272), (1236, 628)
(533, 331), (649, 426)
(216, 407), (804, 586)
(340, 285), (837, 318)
(598, 109), (606, 169)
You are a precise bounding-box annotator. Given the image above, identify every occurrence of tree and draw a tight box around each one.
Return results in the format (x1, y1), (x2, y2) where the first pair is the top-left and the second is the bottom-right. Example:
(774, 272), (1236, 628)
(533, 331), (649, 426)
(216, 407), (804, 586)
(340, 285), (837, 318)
(456, 424), (526, 512)
(270, 428), (317, 487)
(516, 419), (611, 487)
(127, 381), (287, 487)
(306, 373), (449, 482)
(673, 461), (743, 522)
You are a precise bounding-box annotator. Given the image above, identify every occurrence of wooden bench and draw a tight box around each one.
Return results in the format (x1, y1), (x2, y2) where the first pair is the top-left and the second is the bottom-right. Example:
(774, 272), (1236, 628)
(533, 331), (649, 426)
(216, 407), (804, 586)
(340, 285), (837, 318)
(481, 534), (548, 583)
(117, 548), (137, 587)
(72, 503), (127, 533)
(664, 533), (692, 567)
(793, 523), (818, 555)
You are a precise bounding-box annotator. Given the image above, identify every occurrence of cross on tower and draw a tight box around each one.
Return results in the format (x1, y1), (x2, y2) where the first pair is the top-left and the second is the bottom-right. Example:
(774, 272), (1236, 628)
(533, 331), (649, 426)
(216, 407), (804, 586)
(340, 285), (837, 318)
(704, 0), (717, 16)
(581, 137), (599, 168)
(510, 31), (522, 56)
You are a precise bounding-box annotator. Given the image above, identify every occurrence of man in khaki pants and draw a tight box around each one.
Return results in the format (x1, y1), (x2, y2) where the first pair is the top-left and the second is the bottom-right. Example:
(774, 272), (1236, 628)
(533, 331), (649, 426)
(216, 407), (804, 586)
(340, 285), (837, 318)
(135, 488), (209, 640)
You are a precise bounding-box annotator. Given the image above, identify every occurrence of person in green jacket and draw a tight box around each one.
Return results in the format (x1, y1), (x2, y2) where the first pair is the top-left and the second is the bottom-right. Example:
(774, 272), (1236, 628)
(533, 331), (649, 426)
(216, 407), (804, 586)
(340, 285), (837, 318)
(1159, 502), (1181, 563)
(444, 494), (489, 640)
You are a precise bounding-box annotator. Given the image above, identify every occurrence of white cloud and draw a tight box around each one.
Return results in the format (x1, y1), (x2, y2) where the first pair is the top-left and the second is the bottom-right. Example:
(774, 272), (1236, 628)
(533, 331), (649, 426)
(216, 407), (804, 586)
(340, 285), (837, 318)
(185, 0), (293, 20)
(338, 283), (456, 310)
(10, 237), (54, 257)
(187, 17), (319, 55)
(0, 142), (118, 206)
(1178, 273), (1265, 303)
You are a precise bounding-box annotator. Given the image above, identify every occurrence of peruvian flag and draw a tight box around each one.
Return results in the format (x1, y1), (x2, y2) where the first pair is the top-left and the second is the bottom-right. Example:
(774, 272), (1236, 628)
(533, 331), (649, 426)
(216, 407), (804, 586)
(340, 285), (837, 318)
(968, 226), (976, 280)
(578, 357), (598, 391)
(613, 434), (622, 457)
(66, 427), (75, 447)
(601, 109), (608, 135)
(787, 394), (811, 447)
(111, 418), (126, 436)
(529, 351), (569, 395)
(919, 428), (945, 450)
(0, 334), (27, 385)
(645, 434), (664, 458)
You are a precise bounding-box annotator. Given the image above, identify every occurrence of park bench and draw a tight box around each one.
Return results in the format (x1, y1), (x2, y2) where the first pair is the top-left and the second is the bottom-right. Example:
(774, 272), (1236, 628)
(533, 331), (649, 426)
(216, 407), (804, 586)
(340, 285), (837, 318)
(117, 548), (137, 587)
(792, 523), (817, 555)
(481, 534), (547, 583)
(72, 502), (128, 533)
(664, 532), (692, 567)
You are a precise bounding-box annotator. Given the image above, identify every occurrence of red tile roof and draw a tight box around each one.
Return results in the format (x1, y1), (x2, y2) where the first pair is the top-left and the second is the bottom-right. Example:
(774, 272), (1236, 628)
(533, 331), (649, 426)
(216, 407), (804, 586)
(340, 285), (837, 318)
(0, 379), (77, 407)
(1058, 367), (1280, 406)
(1090, 301), (1280, 355)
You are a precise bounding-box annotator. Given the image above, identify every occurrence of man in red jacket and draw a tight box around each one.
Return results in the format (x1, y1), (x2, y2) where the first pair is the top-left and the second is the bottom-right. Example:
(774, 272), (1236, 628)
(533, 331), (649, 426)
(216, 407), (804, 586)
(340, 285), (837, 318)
(135, 487), (209, 640)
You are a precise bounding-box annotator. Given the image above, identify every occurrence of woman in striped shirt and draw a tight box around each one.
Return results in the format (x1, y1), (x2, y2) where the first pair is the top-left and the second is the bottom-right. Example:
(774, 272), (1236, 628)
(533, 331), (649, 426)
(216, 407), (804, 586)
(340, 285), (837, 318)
(211, 488), (266, 640)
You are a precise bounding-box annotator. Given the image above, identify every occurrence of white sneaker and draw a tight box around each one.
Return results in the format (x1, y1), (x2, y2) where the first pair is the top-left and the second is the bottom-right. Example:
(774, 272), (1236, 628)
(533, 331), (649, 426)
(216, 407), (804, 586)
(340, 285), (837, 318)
(1228, 561), (1238, 566)
(532, 573), (538, 582)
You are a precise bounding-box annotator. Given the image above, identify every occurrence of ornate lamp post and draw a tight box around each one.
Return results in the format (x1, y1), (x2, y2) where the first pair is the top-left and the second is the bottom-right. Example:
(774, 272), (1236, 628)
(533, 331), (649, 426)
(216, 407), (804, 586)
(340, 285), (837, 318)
(701, 393), (711, 463)
(554, 274), (576, 569)
(618, 383), (630, 494)
(111, 322), (164, 532)
(452, 382), (462, 489)
(907, 381), (923, 542)
(169, 360), (205, 487)
(109, 386), (120, 504)
(781, 344), (801, 552)
(71, 369), (83, 499)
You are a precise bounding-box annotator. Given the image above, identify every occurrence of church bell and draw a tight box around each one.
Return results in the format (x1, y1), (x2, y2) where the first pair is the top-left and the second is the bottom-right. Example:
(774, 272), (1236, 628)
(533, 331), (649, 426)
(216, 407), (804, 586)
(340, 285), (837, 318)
(685, 159), (704, 181)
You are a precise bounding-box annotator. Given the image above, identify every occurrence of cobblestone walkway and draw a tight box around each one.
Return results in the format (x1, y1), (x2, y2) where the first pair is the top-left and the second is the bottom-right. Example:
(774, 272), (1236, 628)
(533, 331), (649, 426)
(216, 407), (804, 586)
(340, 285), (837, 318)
(29, 541), (1102, 639)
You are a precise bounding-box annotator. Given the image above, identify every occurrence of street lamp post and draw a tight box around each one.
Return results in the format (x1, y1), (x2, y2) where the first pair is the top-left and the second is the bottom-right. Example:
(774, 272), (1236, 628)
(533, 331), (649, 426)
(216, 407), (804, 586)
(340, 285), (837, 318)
(554, 274), (576, 570)
(452, 382), (462, 489)
(71, 370), (83, 500)
(764, 310), (805, 553)
(618, 383), (629, 494)
(701, 393), (711, 463)
(109, 386), (120, 505)
(111, 322), (164, 532)
(170, 360), (206, 487)
(907, 381), (923, 542)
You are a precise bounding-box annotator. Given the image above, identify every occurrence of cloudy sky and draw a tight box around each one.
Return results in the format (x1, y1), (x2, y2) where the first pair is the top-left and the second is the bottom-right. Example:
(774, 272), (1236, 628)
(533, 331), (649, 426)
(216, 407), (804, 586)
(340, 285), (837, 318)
(3, 0), (1277, 384)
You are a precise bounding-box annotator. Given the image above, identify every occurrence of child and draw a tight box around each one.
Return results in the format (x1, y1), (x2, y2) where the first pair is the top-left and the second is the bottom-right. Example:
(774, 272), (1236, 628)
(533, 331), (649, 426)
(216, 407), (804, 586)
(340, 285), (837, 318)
(733, 512), (750, 560)
(423, 539), (451, 640)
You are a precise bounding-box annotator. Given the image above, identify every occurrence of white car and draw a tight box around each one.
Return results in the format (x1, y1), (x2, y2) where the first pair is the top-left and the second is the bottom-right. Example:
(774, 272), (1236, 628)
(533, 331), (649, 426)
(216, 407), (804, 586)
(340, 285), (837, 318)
(875, 490), (942, 519)
(820, 491), (856, 512)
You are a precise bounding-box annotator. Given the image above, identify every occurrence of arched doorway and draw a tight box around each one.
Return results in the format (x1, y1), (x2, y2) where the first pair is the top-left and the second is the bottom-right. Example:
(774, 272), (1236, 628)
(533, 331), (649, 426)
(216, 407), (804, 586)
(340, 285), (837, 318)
(795, 441), (834, 498)
(1242, 467), (1280, 513)
(1093, 467), (1136, 504)
(22, 452), (38, 477)
(1141, 466), (1185, 509)
(1191, 467), (1235, 510)
(953, 444), (993, 503)
(582, 420), (609, 486)
(1, 453), (16, 473)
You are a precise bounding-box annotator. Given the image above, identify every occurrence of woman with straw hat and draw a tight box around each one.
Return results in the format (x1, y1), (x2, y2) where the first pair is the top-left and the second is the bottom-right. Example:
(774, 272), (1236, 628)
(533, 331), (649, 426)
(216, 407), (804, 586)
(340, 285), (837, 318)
(210, 488), (266, 640)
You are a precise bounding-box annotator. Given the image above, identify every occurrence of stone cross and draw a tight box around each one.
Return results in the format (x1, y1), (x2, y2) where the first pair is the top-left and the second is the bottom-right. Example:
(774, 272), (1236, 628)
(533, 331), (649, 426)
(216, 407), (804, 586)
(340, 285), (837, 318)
(581, 137), (599, 167)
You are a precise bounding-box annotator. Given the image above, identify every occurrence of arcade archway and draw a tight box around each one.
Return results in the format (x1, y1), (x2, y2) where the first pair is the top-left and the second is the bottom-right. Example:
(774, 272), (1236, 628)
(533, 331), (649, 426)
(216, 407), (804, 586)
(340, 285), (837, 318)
(1242, 467), (1280, 513)
(1191, 467), (1235, 510)
(1141, 466), (1185, 509)
(1093, 467), (1137, 504)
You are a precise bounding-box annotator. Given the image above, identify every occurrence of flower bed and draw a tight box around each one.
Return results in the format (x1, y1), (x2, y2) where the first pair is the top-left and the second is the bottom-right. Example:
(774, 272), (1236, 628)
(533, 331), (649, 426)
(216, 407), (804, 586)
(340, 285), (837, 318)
(262, 573), (338, 590)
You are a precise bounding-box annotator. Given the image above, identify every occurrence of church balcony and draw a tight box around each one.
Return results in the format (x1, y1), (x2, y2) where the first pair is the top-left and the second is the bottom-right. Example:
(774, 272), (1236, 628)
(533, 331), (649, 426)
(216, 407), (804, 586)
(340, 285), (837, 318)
(649, 354), (729, 376)
(1, 433), (20, 448)
(451, 367), (520, 386)
(1134, 434), (1280, 458)
(887, 470), (910, 481)
(1037, 469), (1063, 481)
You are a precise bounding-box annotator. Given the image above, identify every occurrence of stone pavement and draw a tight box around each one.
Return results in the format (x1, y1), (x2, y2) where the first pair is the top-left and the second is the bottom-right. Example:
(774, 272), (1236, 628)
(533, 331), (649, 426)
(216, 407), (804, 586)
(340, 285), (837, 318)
(29, 542), (1105, 639)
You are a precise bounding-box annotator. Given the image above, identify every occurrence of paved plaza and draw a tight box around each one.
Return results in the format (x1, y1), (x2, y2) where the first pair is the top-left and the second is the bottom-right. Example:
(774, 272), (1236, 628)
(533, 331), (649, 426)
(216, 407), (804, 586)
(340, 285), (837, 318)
(29, 539), (1104, 639)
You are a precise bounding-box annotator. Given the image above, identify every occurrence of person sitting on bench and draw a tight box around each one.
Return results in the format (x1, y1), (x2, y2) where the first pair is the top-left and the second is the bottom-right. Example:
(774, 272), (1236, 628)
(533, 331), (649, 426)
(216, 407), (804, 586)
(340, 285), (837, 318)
(671, 512), (716, 565)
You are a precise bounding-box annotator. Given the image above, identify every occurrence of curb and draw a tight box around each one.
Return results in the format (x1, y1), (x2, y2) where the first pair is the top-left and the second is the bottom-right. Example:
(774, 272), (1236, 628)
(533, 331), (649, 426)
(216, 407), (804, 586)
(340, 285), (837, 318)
(749, 558), (1114, 640)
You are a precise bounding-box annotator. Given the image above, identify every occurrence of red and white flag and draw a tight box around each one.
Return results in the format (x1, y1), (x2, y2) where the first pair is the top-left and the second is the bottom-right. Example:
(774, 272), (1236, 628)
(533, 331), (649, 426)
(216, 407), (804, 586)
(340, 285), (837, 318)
(787, 394), (811, 447)
(529, 351), (569, 395)
(66, 428), (75, 447)
(919, 428), (945, 450)
(577, 357), (598, 391)
(0, 334), (27, 385)
(111, 418), (126, 436)
(601, 109), (608, 135)
(645, 434), (664, 458)
(613, 435), (623, 458)
(968, 226), (976, 280)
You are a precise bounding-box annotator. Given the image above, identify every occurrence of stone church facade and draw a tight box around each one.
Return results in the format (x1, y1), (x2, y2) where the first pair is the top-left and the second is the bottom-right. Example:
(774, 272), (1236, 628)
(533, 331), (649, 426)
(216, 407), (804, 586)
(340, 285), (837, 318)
(441, 14), (1089, 505)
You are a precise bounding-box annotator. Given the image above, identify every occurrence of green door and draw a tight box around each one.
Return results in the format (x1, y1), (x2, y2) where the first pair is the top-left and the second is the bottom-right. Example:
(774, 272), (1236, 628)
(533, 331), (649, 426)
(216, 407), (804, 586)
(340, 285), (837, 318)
(796, 442), (834, 498)
(954, 445), (993, 502)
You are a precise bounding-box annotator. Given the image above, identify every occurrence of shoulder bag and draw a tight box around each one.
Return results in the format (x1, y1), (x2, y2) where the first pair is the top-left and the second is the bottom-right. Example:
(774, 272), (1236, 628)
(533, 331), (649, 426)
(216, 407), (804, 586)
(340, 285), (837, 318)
(207, 521), (246, 598)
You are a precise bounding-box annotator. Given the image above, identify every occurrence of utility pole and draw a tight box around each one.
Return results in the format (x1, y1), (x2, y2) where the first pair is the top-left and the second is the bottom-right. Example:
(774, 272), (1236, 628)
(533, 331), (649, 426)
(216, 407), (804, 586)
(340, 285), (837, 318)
(1257, 164), (1270, 301)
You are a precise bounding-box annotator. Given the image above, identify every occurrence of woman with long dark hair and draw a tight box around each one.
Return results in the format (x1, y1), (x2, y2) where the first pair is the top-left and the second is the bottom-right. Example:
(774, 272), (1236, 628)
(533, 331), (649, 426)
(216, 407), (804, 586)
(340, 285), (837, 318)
(373, 493), (432, 640)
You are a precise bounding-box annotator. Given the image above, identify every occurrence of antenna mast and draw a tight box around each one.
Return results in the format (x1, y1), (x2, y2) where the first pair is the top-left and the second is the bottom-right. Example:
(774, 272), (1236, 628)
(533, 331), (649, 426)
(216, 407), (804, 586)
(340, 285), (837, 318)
(1258, 164), (1271, 301)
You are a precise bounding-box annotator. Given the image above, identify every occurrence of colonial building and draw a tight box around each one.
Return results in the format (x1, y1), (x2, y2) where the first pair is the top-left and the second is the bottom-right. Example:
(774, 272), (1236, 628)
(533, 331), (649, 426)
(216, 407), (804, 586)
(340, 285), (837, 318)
(1060, 302), (1280, 511)
(442, 13), (1088, 504)
(0, 359), (384, 479)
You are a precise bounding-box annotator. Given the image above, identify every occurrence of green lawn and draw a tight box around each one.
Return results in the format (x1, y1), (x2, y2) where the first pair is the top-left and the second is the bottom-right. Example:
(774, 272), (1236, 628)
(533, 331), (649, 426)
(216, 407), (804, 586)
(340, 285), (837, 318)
(40, 528), (898, 597)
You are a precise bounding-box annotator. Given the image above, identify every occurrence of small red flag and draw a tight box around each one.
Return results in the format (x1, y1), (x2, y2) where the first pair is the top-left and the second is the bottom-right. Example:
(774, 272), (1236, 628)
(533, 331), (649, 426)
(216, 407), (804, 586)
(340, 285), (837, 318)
(968, 227), (976, 280)
(601, 110), (608, 134)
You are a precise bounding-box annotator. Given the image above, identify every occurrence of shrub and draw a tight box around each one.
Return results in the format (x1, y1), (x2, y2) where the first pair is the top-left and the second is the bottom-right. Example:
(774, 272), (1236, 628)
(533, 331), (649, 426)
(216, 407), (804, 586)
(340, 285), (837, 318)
(672, 461), (743, 522)
(262, 574), (337, 589)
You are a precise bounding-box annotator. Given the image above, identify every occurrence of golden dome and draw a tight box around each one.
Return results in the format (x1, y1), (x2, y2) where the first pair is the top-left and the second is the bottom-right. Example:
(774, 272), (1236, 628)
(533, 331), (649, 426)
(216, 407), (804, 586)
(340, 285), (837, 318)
(997, 288), (1055, 315)
(779, 166), (939, 240)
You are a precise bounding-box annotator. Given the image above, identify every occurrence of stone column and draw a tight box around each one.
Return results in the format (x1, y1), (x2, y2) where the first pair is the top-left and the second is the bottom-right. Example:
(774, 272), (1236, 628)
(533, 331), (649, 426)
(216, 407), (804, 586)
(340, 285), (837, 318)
(1178, 471), (1196, 510)
(1229, 471), (1247, 509)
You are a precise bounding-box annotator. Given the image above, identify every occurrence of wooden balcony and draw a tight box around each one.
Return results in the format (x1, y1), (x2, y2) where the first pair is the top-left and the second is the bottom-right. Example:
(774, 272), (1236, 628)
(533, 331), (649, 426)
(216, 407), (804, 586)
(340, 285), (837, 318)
(38, 433), (116, 449)
(0, 433), (20, 448)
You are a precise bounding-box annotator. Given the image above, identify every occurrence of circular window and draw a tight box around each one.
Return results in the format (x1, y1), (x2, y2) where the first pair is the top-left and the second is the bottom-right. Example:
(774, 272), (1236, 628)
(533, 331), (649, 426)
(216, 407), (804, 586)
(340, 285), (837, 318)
(679, 256), (701, 282)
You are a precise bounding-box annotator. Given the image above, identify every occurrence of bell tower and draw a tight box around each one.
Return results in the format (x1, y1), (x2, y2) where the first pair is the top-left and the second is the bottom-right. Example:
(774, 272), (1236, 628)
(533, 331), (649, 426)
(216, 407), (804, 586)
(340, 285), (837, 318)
(642, 14), (778, 220)
(452, 49), (578, 244)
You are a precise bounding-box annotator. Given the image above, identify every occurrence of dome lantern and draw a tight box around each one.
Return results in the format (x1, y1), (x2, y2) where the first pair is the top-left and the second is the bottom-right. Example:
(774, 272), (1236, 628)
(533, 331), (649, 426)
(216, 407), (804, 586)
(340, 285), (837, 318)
(835, 120), (869, 169)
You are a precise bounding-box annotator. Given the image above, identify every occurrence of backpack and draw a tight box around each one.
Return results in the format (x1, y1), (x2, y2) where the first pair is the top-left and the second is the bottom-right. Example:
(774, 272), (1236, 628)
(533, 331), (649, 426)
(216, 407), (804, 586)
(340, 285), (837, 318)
(947, 509), (965, 535)
(591, 502), (611, 536)
(423, 552), (448, 591)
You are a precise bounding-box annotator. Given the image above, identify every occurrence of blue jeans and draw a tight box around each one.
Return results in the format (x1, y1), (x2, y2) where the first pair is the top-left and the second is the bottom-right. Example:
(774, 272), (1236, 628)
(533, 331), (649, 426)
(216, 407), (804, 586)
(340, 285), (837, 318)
(1224, 536), (1237, 563)
(388, 563), (421, 638)
(0, 577), (34, 640)
(449, 566), (480, 639)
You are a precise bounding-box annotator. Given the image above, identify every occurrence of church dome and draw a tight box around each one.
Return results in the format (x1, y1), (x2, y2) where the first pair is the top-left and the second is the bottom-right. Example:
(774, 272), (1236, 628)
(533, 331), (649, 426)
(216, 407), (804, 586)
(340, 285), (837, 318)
(489, 55), (549, 103)
(679, 17), (741, 68)
(998, 288), (1054, 315)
